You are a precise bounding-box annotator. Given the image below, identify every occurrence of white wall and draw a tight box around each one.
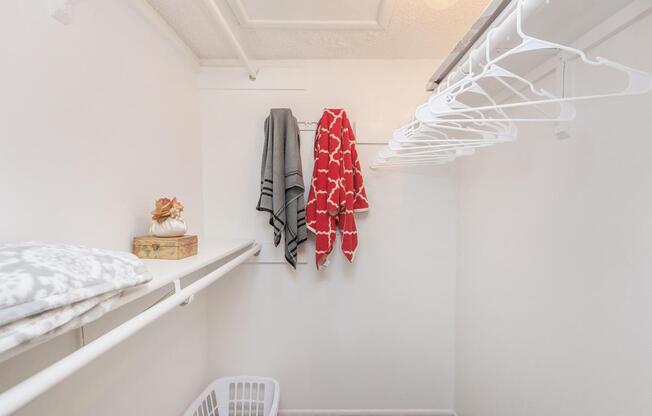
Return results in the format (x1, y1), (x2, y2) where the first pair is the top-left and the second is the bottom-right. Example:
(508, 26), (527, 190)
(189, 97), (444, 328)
(0, 0), (203, 249)
(6, 3), (648, 415)
(454, 12), (652, 416)
(199, 60), (458, 412)
(0, 1), (208, 414)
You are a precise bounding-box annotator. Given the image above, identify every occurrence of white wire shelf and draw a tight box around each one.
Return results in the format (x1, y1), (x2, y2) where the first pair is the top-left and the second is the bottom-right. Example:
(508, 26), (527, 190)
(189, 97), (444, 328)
(0, 239), (261, 415)
(114, 239), (257, 310)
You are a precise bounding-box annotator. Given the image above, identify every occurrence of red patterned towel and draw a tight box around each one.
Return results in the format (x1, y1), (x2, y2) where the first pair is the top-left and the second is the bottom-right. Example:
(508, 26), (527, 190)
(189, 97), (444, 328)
(306, 109), (369, 269)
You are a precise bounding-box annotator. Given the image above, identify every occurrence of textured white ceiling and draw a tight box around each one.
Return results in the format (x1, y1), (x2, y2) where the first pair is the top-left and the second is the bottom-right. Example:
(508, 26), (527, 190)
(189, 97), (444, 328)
(239, 0), (382, 21)
(146, 0), (493, 60)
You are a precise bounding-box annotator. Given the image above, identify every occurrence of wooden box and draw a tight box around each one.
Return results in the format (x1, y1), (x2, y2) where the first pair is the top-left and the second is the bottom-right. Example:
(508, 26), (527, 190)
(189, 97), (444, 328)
(133, 235), (198, 260)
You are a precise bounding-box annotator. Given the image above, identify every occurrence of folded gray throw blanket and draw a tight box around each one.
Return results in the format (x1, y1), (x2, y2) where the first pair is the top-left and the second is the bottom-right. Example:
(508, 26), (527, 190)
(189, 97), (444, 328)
(256, 108), (307, 268)
(0, 242), (152, 357)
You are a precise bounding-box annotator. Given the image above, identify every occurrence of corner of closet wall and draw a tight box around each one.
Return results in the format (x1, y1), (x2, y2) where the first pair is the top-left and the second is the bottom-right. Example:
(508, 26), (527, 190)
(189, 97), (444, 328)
(0, 1), (207, 415)
(453, 9), (652, 416)
(198, 58), (459, 412)
(0, 0), (204, 252)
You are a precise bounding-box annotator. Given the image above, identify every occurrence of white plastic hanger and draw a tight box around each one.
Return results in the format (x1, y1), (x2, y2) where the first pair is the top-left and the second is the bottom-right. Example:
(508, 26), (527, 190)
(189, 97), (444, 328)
(372, 0), (652, 169)
(419, 30), (578, 123)
(427, 0), (652, 115)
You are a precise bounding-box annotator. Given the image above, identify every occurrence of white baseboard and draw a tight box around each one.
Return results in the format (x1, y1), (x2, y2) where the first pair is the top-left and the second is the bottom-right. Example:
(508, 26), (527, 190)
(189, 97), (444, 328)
(279, 409), (455, 416)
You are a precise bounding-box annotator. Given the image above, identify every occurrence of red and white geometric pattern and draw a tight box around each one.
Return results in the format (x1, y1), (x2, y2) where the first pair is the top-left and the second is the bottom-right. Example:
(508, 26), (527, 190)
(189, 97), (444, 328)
(306, 109), (369, 269)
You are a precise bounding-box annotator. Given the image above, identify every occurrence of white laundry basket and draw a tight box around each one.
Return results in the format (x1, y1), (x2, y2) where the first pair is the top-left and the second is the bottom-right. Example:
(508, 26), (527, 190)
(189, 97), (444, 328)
(183, 376), (280, 416)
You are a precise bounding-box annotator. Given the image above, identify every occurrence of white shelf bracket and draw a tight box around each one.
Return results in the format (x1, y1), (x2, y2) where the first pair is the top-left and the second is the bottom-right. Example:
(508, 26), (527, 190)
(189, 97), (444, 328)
(174, 279), (194, 306)
(555, 52), (575, 140)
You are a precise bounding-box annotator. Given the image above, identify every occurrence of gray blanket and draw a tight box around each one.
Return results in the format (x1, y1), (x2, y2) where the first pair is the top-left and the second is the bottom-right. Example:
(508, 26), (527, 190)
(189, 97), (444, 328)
(0, 242), (152, 357)
(256, 109), (307, 268)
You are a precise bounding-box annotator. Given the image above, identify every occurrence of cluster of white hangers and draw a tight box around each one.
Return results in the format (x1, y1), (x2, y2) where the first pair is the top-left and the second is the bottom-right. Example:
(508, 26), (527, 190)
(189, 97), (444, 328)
(371, 0), (652, 169)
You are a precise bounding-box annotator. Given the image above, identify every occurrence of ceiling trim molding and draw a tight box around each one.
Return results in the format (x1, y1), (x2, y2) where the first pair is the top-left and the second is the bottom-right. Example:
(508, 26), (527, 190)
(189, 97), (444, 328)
(225, 0), (396, 30)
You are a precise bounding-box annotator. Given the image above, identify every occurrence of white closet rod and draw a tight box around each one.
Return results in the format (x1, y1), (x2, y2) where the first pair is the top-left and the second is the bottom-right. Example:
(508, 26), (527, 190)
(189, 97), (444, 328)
(0, 242), (262, 416)
(297, 121), (385, 145)
(199, 0), (258, 80)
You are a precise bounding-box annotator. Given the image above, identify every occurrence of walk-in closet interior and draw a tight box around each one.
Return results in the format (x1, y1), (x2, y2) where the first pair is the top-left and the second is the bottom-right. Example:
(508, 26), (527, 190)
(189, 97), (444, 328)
(1, 0), (651, 415)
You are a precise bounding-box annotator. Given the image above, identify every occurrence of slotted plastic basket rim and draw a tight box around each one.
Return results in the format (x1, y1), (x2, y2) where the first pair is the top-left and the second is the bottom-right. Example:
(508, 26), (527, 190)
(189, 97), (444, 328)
(183, 376), (280, 416)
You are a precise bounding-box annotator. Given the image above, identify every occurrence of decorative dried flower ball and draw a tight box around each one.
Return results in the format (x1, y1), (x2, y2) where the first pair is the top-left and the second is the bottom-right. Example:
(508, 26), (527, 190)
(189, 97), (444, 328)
(151, 197), (184, 223)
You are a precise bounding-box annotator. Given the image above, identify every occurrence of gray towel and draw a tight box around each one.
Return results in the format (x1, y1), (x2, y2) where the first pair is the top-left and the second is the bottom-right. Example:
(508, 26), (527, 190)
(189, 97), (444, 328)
(256, 109), (307, 268)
